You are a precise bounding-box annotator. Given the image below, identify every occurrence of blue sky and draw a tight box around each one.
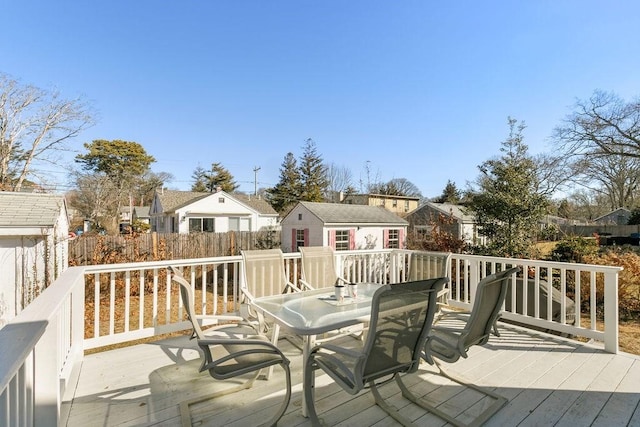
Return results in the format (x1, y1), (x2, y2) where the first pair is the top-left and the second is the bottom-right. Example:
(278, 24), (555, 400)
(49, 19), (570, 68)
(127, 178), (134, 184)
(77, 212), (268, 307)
(3, 1), (639, 198)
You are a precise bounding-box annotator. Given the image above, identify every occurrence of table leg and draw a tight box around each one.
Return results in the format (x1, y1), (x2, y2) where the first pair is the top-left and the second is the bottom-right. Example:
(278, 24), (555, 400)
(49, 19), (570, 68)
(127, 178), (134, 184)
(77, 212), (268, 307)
(301, 334), (316, 418)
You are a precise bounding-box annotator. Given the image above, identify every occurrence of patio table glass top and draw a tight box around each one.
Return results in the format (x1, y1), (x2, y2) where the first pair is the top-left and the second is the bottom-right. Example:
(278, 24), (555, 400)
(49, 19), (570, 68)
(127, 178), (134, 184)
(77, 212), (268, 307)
(251, 283), (385, 336)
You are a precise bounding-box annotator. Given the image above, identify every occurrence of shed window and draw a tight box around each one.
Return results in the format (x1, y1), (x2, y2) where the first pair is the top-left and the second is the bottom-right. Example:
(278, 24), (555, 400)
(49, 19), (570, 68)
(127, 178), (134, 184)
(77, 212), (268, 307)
(335, 230), (350, 251)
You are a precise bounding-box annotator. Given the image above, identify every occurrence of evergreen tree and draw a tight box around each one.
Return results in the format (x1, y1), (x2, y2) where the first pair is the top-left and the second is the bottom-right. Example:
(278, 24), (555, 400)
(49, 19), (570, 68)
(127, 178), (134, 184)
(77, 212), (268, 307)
(191, 166), (208, 192)
(191, 162), (238, 193)
(466, 118), (549, 257)
(299, 138), (328, 202)
(267, 152), (302, 213)
(434, 180), (461, 204)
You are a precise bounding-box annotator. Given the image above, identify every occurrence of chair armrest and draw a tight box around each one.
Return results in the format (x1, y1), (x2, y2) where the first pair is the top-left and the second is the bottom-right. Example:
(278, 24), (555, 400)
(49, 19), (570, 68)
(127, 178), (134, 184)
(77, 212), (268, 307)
(194, 314), (245, 323)
(336, 276), (350, 285)
(298, 279), (315, 290)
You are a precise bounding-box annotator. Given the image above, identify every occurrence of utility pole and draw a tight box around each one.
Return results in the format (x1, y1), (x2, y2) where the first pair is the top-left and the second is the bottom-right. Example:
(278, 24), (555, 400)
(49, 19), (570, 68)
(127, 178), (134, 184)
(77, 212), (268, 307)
(253, 166), (261, 196)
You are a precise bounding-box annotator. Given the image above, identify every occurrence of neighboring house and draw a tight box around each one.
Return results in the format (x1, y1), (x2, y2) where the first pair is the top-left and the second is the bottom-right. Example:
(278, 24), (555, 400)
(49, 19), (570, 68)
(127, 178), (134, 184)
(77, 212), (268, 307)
(406, 202), (485, 245)
(341, 193), (420, 217)
(149, 189), (278, 233)
(132, 206), (151, 226)
(280, 201), (408, 253)
(594, 208), (632, 226)
(0, 192), (69, 326)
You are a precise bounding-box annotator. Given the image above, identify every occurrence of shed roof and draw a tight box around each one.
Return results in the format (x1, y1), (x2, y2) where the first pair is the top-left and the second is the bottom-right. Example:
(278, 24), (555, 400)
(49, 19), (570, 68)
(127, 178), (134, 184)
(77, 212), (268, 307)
(296, 201), (407, 225)
(0, 192), (66, 227)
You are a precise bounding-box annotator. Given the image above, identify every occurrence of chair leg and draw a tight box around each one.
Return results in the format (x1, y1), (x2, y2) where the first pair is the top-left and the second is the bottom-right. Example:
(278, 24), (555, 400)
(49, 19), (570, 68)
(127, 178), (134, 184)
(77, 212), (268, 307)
(395, 360), (507, 427)
(260, 323), (281, 380)
(259, 361), (292, 427)
(370, 380), (419, 427)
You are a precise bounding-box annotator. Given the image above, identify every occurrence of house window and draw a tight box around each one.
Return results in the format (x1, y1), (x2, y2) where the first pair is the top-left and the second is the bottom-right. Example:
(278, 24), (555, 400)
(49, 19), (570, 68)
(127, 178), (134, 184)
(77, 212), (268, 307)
(404, 201), (410, 212)
(392, 200), (398, 208)
(229, 217), (251, 232)
(189, 218), (215, 233)
(298, 213), (303, 220)
(335, 230), (350, 251)
(295, 229), (306, 250)
(219, 197), (225, 203)
(387, 229), (400, 249)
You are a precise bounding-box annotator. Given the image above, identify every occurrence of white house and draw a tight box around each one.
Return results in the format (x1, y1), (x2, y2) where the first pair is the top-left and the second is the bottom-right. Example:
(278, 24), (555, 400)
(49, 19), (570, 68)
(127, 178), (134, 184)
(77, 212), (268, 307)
(280, 201), (408, 253)
(406, 202), (485, 245)
(0, 192), (69, 326)
(149, 189), (278, 233)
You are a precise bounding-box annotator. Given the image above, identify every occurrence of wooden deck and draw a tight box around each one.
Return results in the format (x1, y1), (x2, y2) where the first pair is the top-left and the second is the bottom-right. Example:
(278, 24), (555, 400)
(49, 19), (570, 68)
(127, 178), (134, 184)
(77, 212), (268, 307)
(65, 322), (640, 427)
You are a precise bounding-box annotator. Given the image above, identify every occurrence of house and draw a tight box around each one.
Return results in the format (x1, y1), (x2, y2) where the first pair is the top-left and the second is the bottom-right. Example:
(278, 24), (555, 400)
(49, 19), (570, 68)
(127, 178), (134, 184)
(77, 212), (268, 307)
(341, 193), (420, 217)
(594, 208), (632, 225)
(0, 192), (69, 326)
(132, 206), (151, 228)
(280, 201), (408, 252)
(149, 189), (278, 233)
(406, 201), (484, 245)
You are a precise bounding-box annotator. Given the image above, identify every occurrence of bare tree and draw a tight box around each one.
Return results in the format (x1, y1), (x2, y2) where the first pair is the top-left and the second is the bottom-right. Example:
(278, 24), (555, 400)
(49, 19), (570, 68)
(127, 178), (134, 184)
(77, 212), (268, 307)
(570, 152), (640, 210)
(324, 162), (353, 201)
(554, 90), (640, 158)
(0, 73), (93, 191)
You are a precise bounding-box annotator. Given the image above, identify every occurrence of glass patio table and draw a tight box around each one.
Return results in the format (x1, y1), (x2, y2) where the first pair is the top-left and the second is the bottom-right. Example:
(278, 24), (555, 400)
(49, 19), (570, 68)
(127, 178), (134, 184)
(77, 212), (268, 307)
(251, 283), (385, 417)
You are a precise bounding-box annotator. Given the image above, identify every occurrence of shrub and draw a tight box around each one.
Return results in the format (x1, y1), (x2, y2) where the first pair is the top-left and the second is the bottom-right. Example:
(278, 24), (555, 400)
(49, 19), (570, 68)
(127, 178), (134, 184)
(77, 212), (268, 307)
(583, 250), (640, 320)
(549, 236), (599, 263)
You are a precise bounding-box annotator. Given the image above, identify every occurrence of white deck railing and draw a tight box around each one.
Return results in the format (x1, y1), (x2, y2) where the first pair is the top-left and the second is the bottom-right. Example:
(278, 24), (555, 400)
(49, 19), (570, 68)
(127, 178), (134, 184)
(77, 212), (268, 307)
(0, 249), (622, 426)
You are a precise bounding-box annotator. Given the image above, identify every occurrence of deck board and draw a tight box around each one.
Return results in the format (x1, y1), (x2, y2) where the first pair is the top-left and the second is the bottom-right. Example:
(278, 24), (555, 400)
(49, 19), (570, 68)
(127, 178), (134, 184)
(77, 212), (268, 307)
(66, 322), (640, 427)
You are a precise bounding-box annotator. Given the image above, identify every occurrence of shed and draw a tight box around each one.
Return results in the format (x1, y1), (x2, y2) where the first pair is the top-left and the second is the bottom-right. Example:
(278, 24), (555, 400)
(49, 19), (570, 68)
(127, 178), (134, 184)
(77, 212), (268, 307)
(0, 192), (69, 326)
(280, 201), (408, 252)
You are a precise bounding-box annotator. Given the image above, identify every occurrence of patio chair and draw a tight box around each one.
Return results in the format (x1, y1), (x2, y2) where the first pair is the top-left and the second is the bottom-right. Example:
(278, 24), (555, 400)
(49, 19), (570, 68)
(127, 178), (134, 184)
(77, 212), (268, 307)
(411, 266), (520, 427)
(298, 246), (350, 289)
(240, 249), (312, 338)
(407, 251), (452, 308)
(299, 245), (365, 340)
(168, 266), (292, 427)
(304, 277), (447, 427)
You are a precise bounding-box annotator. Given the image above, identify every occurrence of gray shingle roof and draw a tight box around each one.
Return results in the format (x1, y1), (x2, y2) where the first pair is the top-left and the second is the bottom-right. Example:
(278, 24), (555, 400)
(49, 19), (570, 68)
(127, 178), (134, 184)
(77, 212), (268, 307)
(156, 190), (210, 212)
(156, 190), (277, 215)
(299, 201), (407, 225)
(232, 193), (278, 215)
(0, 192), (66, 227)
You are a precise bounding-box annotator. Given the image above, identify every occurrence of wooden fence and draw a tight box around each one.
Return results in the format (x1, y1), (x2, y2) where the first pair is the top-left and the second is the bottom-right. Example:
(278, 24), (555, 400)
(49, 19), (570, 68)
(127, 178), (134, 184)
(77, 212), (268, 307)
(68, 230), (281, 265)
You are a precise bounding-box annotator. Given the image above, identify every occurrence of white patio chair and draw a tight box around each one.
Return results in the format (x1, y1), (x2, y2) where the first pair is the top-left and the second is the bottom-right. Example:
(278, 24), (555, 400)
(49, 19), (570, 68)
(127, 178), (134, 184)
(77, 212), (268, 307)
(407, 266), (520, 427)
(304, 277), (447, 427)
(168, 266), (291, 427)
(298, 246), (349, 289)
(403, 250), (452, 309)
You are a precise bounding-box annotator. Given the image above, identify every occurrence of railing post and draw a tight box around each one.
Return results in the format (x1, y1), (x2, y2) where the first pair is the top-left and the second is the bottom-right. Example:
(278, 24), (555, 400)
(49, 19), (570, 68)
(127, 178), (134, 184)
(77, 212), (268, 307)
(33, 317), (60, 427)
(468, 259), (480, 305)
(603, 270), (619, 354)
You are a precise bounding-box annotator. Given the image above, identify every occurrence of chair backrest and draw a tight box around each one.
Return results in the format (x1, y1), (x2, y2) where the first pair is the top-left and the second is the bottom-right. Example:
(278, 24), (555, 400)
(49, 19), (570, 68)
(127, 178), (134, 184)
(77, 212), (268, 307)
(168, 266), (206, 339)
(241, 249), (290, 301)
(359, 278), (447, 384)
(299, 246), (342, 287)
(408, 251), (451, 282)
(462, 267), (520, 348)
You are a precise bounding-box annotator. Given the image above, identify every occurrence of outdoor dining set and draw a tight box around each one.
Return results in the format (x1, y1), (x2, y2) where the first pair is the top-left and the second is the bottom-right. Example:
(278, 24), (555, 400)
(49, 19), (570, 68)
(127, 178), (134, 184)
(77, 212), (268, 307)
(168, 247), (520, 427)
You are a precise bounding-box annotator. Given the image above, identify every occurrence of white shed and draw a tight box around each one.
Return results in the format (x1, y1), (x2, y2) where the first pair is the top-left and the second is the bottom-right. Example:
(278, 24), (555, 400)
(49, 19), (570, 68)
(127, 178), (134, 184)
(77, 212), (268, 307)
(280, 201), (408, 253)
(0, 192), (69, 326)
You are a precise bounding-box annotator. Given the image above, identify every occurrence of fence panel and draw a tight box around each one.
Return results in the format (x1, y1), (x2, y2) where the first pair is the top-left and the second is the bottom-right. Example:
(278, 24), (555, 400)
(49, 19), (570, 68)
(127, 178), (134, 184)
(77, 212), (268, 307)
(69, 230), (281, 265)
